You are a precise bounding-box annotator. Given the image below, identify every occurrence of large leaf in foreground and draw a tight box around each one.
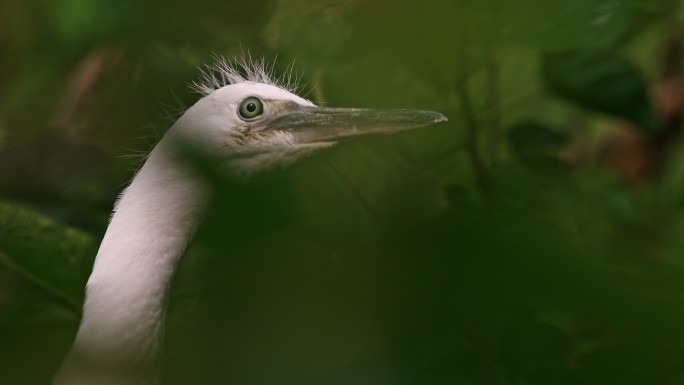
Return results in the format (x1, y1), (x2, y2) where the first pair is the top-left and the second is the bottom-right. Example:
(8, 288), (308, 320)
(542, 50), (660, 130)
(0, 201), (96, 310)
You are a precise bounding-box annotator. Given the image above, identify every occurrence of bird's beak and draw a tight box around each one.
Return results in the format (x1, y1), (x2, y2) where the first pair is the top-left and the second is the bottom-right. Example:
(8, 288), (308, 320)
(267, 105), (448, 144)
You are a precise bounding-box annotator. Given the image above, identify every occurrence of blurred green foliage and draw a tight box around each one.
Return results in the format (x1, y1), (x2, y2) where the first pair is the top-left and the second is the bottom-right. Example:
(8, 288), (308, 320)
(3, 0), (684, 384)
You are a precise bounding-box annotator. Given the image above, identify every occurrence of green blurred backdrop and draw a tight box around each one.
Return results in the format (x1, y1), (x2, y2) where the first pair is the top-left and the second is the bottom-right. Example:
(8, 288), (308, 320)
(3, 0), (684, 384)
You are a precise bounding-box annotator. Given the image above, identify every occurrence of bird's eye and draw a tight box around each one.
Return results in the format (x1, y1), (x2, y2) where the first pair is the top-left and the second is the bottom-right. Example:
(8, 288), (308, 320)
(238, 97), (264, 120)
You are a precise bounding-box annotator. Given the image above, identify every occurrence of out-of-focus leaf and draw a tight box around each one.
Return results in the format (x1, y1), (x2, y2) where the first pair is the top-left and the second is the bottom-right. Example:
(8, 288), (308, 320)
(507, 121), (569, 172)
(499, 311), (575, 384)
(495, 0), (633, 50)
(0, 201), (95, 310)
(542, 50), (660, 130)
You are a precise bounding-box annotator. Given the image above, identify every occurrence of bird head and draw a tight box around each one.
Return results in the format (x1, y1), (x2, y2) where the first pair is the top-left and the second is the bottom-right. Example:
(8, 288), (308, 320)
(165, 59), (447, 176)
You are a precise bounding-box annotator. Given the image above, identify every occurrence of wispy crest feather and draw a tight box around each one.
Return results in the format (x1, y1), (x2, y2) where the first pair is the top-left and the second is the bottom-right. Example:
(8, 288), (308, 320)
(191, 55), (304, 96)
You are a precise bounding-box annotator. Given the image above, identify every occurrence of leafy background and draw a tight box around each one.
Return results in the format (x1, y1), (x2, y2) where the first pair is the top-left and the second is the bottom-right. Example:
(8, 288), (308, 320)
(3, 0), (684, 384)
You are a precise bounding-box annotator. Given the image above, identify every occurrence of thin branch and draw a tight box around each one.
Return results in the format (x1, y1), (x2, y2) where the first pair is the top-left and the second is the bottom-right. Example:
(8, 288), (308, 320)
(485, 55), (502, 164)
(329, 159), (382, 223)
(456, 50), (489, 194)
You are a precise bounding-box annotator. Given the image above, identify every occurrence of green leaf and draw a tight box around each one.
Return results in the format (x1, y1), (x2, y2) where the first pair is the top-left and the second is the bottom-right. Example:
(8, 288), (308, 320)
(495, 0), (633, 49)
(507, 121), (569, 173)
(0, 201), (96, 311)
(542, 50), (660, 130)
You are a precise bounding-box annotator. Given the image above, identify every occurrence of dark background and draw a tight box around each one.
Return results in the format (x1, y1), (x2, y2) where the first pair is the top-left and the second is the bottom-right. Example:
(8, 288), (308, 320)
(3, 0), (684, 384)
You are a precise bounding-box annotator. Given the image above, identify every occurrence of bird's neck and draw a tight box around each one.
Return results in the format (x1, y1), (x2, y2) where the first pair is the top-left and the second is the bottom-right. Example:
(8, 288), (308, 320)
(55, 139), (205, 384)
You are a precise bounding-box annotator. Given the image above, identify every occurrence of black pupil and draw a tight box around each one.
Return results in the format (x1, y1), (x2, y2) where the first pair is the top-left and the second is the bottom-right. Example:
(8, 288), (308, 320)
(246, 103), (256, 113)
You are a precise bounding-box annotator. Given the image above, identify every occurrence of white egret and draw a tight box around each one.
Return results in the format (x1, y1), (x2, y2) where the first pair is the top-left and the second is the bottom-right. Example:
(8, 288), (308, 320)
(53, 57), (447, 385)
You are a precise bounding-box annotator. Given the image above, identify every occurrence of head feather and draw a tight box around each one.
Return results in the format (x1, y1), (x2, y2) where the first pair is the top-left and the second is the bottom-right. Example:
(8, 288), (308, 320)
(191, 55), (304, 96)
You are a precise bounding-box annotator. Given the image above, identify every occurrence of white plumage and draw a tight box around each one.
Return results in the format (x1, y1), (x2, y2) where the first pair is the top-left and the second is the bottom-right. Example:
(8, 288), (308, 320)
(53, 58), (447, 385)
